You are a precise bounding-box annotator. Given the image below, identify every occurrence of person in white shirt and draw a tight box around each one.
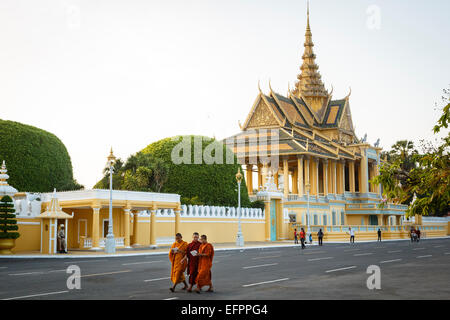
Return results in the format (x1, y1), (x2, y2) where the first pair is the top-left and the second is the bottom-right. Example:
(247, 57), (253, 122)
(347, 227), (355, 244)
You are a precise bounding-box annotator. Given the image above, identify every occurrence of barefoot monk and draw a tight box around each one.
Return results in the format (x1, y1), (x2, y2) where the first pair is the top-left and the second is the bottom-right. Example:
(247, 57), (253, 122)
(195, 234), (214, 293)
(169, 233), (188, 292)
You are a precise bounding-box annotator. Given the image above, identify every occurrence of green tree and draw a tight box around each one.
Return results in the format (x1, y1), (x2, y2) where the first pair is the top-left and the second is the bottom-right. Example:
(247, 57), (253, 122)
(94, 135), (251, 207)
(0, 195), (20, 239)
(372, 88), (450, 217)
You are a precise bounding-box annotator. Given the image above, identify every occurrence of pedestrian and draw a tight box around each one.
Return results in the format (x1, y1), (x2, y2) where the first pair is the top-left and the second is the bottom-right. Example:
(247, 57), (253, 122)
(195, 234), (214, 293)
(57, 224), (67, 254)
(299, 228), (306, 249)
(169, 233), (188, 292)
(294, 228), (299, 244)
(181, 232), (201, 292)
(377, 228), (382, 242)
(416, 228), (421, 242)
(317, 229), (323, 246)
(410, 228), (416, 243)
(309, 233), (313, 245)
(347, 227), (355, 244)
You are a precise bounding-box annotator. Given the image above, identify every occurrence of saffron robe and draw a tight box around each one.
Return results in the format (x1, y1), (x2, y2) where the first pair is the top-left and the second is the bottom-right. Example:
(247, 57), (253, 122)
(196, 242), (214, 288)
(169, 240), (188, 284)
(186, 240), (202, 285)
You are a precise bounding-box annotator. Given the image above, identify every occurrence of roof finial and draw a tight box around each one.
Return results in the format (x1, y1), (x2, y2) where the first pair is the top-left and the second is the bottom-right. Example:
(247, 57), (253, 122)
(307, 0), (310, 30)
(257, 79), (262, 93)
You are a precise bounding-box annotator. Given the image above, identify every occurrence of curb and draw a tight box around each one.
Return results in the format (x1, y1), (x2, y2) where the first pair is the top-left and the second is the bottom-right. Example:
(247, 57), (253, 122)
(1, 236), (448, 259)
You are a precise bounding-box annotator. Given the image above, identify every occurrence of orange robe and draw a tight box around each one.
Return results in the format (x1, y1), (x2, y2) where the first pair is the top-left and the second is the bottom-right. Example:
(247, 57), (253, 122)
(196, 242), (214, 289)
(169, 240), (188, 285)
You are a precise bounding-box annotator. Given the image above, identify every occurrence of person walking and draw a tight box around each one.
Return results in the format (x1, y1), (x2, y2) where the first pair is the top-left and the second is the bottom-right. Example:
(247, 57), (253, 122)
(308, 233), (313, 245)
(377, 228), (382, 242)
(181, 232), (201, 292)
(347, 227), (355, 244)
(299, 228), (306, 249)
(317, 229), (324, 246)
(410, 227), (416, 242)
(195, 235), (214, 293)
(169, 233), (188, 292)
(294, 228), (299, 244)
(416, 228), (421, 242)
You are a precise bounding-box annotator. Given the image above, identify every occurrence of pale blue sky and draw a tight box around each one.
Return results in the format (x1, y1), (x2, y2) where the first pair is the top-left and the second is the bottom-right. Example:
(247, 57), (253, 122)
(0, 0), (449, 188)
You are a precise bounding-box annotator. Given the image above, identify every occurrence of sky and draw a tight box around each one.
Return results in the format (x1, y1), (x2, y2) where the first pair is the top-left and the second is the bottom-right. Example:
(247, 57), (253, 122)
(0, 0), (449, 188)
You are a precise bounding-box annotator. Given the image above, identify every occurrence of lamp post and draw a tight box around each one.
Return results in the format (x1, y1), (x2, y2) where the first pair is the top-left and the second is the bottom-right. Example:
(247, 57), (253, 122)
(105, 148), (116, 254)
(235, 167), (244, 247)
(305, 183), (311, 241)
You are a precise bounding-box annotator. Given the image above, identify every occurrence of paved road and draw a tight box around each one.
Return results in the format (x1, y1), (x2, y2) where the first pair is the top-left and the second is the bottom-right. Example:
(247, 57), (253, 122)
(0, 238), (449, 300)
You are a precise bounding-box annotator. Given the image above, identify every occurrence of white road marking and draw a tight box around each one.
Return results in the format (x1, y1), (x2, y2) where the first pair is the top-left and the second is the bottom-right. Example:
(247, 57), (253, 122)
(122, 260), (163, 266)
(0, 267), (7, 269)
(308, 257), (334, 262)
(252, 255), (281, 260)
(325, 266), (357, 273)
(242, 278), (289, 287)
(434, 245), (444, 248)
(354, 253), (373, 256)
(388, 250), (401, 253)
(2, 290), (69, 300)
(9, 272), (44, 276)
(215, 255), (231, 258)
(412, 248), (426, 251)
(81, 270), (132, 277)
(243, 263), (278, 269)
(445, 252), (450, 255)
(417, 255), (432, 259)
(380, 259), (402, 264)
(344, 249), (360, 252)
(144, 277), (170, 282)
(164, 297), (179, 300)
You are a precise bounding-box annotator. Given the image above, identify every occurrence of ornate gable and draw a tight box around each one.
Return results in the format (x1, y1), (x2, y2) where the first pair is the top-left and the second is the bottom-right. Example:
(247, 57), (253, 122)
(247, 99), (280, 129)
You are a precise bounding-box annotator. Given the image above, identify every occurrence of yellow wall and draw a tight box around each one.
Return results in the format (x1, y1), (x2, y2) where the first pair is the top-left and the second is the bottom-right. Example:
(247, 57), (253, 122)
(12, 218), (41, 253)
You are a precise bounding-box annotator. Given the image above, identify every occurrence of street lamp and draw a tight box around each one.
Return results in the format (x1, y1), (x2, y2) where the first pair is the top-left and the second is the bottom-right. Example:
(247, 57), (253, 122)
(105, 147), (116, 254)
(235, 167), (244, 247)
(305, 183), (311, 241)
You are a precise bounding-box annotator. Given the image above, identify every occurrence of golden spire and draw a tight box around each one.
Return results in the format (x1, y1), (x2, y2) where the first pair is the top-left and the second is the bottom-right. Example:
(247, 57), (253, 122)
(293, 1), (328, 100)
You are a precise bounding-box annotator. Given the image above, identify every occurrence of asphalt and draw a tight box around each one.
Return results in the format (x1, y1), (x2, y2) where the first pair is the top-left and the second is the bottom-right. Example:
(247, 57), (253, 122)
(0, 238), (449, 300)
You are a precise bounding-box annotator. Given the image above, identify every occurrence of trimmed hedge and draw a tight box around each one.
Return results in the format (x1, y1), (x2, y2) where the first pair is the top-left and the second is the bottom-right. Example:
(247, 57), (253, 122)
(0, 196), (19, 239)
(0, 119), (82, 192)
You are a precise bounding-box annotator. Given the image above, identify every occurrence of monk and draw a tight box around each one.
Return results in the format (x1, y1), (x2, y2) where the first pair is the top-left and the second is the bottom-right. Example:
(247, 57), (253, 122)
(181, 232), (201, 292)
(195, 234), (214, 293)
(169, 233), (188, 292)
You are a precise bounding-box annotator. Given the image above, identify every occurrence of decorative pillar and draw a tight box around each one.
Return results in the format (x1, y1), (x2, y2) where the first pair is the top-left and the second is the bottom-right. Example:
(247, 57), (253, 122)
(323, 159), (328, 196)
(332, 160), (337, 194)
(283, 158), (289, 198)
(340, 159), (346, 194)
(349, 160), (356, 193)
(175, 206), (181, 235)
(246, 164), (253, 195)
(314, 158), (319, 195)
(274, 170), (279, 189)
(123, 208), (131, 248)
(378, 214), (383, 226)
(305, 156), (310, 189)
(297, 156), (304, 196)
(360, 150), (369, 194)
(292, 168), (298, 195)
(92, 206), (100, 249)
(264, 200), (271, 241)
(257, 164), (262, 190)
(150, 205), (157, 247)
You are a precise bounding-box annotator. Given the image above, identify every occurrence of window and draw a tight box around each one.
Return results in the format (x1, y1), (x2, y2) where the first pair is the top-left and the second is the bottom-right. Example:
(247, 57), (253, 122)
(313, 214), (318, 225)
(332, 211), (336, 225)
(103, 219), (109, 238)
(323, 214), (328, 226)
(341, 212), (345, 225)
(361, 217), (365, 225)
(289, 213), (296, 223)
